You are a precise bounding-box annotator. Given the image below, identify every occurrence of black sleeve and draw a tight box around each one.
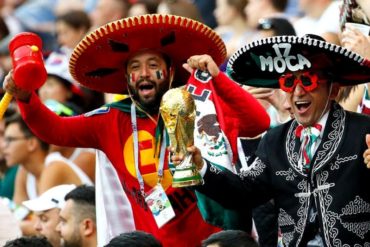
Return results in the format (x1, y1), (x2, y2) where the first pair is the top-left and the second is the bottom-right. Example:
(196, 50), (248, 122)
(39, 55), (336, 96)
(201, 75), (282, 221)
(196, 153), (273, 210)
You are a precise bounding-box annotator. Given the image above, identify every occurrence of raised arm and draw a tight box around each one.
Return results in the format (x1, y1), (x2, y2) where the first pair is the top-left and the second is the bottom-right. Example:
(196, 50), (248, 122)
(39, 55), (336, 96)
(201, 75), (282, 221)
(3, 71), (102, 149)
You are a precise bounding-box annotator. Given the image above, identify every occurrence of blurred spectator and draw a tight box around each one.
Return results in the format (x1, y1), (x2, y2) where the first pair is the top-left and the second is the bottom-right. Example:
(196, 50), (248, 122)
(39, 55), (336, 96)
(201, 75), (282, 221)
(104, 231), (162, 247)
(157, 0), (202, 21)
(0, 0), (96, 53)
(55, 10), (91, 53)
(128, 0), (160, 16)
(338, 0), (370, 113)
(0, 16), (10, 85)
(257, 17), (296, 37)
(0, 15), (10, 40)
(54, 9), (105, 113)
(39, 100), (94, 191)
(245, 0), (289, 29)
(0, 0), (25, 36)
(54, 0), (97, 16)
(285, 0), (301, 18)
(0, 107), (18, 200)
(3, 113), (49, 235)
(4, 236), (52, 247)
(340, 0), (370, 30)
(193, 0), (217, 28)
(201, 230), (259, 247)
(56, 185), (96, 247)
(213, 0), (253, 58)
(40, 52), (85, 110)
(3, 113), (49, 204)
(22, 184), (76, 247)
(0, 200), (21, 246)
(90, 0), (129, 29)
(0, 160), (17, 199)
(293, 0), (341, 44)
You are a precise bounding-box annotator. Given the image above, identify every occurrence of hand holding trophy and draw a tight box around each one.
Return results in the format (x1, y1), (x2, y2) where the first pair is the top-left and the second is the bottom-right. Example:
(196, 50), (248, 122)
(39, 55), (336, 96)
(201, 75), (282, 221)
(160, 88), (202, 187)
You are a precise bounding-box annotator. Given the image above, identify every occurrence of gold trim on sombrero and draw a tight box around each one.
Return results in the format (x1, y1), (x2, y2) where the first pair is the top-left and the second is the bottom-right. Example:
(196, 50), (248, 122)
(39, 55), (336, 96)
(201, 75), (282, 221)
(69, 14), (226, 87)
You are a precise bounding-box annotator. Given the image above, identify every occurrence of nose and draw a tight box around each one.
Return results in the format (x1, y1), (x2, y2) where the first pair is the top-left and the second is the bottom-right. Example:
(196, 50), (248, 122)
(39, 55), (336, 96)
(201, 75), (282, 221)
(283, 96), (292, 112)
(139, 65), (150, 78)
(293, 83), (306, 96)
(0, 140), (6, 149)
(55, 222), (61, 233)
(34, 219), (42, 231)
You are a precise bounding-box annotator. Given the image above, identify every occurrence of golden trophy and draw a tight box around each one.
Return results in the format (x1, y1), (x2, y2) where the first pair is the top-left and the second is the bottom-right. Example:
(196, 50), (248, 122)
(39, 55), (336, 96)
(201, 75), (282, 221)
(160, 88), (203, 187)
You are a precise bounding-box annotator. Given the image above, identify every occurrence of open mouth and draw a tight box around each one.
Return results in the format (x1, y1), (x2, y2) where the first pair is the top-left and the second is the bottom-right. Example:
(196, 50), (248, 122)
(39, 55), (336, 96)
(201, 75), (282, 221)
(295, 100), (311, 112)
(138, 82), (155, 95)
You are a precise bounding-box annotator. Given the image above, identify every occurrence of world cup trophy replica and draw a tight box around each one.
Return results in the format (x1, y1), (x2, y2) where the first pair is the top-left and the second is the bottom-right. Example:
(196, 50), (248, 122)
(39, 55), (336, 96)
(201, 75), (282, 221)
(160, 88), (203, 187)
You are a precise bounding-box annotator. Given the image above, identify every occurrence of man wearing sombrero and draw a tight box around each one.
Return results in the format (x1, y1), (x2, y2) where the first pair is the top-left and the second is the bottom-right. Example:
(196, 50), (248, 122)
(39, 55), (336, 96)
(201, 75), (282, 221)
(3, 15), (270, 246)
(185, 35), (370, 245)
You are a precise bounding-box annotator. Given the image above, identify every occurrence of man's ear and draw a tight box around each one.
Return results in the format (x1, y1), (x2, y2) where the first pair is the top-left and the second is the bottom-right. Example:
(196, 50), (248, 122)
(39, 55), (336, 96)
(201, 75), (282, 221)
(27, 137), (38, 152)
(329, 83), (340, 100)
(81, 218), (96, 237)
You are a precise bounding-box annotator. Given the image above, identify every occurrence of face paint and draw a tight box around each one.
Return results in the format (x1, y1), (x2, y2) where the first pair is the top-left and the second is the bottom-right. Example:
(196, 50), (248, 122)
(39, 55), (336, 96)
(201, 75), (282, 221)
(156, 69), (166, 80)
(129, 73), (137, 84)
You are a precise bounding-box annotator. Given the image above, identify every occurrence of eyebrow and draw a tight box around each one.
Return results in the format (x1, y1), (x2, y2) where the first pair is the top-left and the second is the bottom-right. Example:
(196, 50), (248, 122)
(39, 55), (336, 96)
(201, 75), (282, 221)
(128, 56), (162, 65)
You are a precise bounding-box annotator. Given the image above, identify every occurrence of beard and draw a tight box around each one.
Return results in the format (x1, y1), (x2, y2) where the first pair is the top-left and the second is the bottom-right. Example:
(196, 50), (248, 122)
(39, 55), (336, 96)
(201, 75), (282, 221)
(60, 232), (82, 247)
(128, 78), (170, 114)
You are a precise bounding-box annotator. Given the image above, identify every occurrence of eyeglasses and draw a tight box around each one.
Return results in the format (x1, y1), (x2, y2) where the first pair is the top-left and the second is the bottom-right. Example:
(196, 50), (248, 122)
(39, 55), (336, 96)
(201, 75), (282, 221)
(3, 136), (30, 146)
(279, 72), (324, 93)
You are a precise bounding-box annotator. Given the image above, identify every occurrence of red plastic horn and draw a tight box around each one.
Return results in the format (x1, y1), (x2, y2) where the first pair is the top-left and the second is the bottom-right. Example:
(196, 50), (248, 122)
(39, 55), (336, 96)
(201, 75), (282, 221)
(9, 32), (47, 91)
(0, 32), (47, 119)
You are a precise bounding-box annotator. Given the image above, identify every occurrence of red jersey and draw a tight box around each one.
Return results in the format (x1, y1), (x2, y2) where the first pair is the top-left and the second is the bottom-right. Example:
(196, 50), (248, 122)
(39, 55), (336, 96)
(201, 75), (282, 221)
(18, 72), (269, 246)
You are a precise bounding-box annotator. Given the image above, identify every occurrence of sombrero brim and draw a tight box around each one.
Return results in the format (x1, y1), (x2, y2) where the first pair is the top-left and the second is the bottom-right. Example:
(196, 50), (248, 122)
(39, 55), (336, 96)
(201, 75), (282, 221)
(70, 14), (226, 94)
(227, 35), (370, 88)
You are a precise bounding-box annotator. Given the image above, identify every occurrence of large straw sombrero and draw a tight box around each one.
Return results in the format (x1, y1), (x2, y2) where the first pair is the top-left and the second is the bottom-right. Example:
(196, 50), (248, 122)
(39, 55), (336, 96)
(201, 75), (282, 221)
(227, 35), (370, 88)
(69, 14), (226, 94)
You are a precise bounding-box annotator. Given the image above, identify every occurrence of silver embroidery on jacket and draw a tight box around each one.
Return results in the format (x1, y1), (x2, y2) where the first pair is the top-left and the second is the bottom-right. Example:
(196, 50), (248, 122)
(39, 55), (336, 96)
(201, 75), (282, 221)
(339, 196), (370, 239)
(330, 154), (358, 170)
(240, 157), (266, 179)
(276, 168), (297, 181)
(313, 106), (345, 173)
(278, 208), (295, 246)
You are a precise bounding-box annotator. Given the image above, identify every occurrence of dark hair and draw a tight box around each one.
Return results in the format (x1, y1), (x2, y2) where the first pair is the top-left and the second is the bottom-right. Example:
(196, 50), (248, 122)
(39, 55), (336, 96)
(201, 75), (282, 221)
(257, 17), (296, 36)
(201, 230), (259, 247)
(65, 185), (96, 223)
(271, 0), (288, 12)
(104, 231), (162, 247)
(133, 0), (161, 14)
(56, 10), (91, 32)
(4, 236), (53, 247)
(160, 0), (203, 21)
(5, 113), (49, 151)
(115, 0), (130, 18)
(227, 0), (248, 18)
(0, 16), (9, 40)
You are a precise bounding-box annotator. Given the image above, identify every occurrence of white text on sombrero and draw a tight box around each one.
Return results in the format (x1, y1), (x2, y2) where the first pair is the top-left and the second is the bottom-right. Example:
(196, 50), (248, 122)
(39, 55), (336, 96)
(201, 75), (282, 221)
(260, 43), (311, 73)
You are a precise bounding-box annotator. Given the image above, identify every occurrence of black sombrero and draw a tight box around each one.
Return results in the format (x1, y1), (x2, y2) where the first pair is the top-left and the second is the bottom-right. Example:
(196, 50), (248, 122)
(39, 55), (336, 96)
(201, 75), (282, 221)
(69, 14), (226, 94)
(227, 35), (370, 88)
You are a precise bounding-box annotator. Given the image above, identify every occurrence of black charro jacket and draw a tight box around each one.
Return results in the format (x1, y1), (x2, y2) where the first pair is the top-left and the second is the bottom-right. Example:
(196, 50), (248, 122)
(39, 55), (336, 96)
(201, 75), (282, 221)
(197, 103), (370, 246)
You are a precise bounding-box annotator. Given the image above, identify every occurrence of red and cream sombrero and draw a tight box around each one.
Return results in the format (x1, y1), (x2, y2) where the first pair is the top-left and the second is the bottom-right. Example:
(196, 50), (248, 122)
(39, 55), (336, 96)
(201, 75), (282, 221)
(69, 14), (226, 94)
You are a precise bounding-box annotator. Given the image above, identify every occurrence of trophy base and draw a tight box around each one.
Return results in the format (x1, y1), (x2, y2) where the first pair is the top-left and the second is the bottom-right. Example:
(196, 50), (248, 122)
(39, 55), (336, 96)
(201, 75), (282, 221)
(172, 166), (203, 188)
